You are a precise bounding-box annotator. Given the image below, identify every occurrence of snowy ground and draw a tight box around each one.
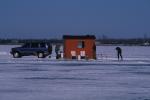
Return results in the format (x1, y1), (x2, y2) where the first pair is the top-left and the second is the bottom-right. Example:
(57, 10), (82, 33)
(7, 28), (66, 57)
(0, 45), (150, 100)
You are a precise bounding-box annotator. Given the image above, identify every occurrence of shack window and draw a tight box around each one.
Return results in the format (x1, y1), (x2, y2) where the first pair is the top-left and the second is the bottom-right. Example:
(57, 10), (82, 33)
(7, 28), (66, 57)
(78, 41), (85, 48)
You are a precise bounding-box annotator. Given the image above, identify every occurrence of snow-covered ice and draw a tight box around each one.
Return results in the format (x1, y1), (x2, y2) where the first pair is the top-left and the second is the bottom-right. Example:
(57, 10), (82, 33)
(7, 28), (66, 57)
(0, 45), (150, 100)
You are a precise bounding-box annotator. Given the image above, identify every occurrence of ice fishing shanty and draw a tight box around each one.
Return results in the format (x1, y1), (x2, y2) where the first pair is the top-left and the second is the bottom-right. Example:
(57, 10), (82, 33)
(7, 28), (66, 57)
(63, 35), (96, 60)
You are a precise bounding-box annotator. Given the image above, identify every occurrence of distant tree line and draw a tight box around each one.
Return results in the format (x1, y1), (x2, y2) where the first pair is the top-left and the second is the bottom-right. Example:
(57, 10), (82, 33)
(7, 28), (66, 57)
(0, 38), (150, 46)
(96, 38), (150, 46)
(0, 39), (63, 45)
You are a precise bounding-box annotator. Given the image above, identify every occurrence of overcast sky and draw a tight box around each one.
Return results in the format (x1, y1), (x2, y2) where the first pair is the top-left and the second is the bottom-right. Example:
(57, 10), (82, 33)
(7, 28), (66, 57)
(0, 0), (150, 39)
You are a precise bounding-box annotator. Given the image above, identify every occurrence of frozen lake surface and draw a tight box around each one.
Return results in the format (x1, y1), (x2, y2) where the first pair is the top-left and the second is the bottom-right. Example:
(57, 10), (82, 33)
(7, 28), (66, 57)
(0, 45), (150, 100)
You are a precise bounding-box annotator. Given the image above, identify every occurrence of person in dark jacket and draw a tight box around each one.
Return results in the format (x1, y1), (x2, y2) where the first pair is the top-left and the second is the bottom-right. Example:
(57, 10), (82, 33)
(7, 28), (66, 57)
(116, 47), (123, 61)
(55, 44), (61, 59)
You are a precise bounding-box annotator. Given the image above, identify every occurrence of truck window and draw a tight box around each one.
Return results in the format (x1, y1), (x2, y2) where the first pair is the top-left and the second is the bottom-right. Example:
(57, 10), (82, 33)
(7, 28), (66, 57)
(22, 43), (30, 48)
(31, 43), (39, 48)
(40, 43), (46, 48)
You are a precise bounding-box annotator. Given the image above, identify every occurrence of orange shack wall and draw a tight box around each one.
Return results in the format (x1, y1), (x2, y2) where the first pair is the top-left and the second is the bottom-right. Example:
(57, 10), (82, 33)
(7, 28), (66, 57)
(64, 39), (96, 59)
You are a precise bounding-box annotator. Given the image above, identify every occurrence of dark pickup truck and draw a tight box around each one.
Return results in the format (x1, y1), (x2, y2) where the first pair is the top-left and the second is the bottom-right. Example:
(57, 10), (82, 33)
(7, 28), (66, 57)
(10, 42), (52, 58)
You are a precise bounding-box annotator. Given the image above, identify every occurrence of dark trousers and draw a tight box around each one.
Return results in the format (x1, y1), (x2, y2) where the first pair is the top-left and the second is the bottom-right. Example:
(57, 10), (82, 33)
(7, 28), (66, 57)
(117, 52), (123, 60)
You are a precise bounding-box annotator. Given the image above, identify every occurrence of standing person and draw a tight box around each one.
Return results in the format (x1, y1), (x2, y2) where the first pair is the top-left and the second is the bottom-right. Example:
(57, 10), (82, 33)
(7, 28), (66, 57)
(48, 44), (52, 55)
(55, 44), (60, 59)
(116, 47), (123, 61)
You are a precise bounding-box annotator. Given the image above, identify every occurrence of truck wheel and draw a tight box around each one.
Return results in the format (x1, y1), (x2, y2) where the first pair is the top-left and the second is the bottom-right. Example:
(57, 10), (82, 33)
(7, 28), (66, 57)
(37, 52), (45, 58)
(13, 52), (21, 58)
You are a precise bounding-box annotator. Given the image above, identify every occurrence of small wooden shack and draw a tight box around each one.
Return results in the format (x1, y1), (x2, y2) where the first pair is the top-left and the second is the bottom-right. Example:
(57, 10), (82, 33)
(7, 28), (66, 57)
(63, 35), (96, 60)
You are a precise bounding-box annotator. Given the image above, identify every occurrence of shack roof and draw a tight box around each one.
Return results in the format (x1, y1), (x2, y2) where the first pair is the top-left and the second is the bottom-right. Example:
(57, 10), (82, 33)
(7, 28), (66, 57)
(63, 35), (96, 39)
